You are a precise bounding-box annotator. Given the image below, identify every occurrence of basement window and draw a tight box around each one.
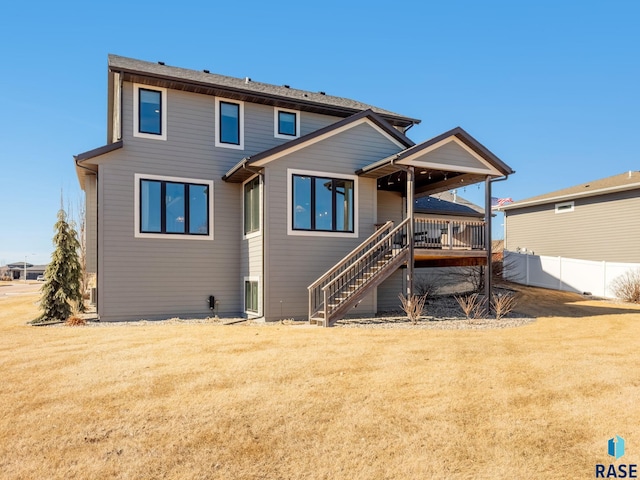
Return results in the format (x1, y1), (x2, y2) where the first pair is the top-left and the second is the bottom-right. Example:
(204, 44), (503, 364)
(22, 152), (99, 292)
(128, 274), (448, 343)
(555, 201), (574, 214)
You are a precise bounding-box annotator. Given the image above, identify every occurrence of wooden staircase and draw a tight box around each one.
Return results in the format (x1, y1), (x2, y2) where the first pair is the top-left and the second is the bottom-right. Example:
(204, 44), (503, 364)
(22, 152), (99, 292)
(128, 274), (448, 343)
(308, 218), (410, 327)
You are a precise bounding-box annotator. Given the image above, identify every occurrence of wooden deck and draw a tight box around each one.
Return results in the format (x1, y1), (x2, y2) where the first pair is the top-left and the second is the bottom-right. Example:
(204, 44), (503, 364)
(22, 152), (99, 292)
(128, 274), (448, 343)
(414, 248), (487, 267)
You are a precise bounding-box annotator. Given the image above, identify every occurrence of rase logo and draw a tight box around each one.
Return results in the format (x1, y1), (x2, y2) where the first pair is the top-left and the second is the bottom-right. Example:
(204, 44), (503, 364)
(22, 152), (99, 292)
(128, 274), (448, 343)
(596, 436), (637, 478)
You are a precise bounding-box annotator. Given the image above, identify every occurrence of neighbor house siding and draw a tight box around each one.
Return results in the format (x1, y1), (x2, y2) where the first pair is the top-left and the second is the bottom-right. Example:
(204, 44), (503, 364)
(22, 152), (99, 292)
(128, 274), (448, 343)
(505, 189), (640, 263)
(263, 122), (404, 321)
(85, 174), (98, 273)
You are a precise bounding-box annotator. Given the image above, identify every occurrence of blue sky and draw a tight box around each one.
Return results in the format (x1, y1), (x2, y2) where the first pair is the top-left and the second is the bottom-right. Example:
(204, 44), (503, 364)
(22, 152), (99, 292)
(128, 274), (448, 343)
(1, 0), (638, 265)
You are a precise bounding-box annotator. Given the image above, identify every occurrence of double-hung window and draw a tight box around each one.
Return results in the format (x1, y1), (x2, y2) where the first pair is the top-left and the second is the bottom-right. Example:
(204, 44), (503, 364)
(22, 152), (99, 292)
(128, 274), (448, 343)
(135, 174), (213, 239)
(215, 98), (244, 149)
(274, 108), (300, 139)
(133, 84), (167, 140)
(244, 176), (260, 236)
(291, 172), (355, 234)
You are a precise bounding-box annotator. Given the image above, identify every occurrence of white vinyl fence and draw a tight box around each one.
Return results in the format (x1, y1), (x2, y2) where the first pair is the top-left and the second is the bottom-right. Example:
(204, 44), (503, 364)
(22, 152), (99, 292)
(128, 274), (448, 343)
(503, 251), (640, 298)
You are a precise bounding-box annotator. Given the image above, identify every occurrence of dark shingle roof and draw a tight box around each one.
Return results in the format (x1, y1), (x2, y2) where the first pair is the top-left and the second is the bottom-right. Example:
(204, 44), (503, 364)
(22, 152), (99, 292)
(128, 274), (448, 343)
(502, 171), (640, 210)
(108, 54), (420, 127)
(415, 191), (485, 217)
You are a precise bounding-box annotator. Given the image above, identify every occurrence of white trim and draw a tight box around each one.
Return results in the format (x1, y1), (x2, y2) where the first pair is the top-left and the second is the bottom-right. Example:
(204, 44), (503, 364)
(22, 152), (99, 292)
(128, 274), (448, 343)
(215, 98), (244, 150)
(134, 173), (214, 240)
(133, 84), (167, 141)
(253, 117), (406, 167)
(243, 276), (261, 317)
(242, 174), (262, 240)
(396, 137), (502, 176)
(555, 201), (574, 214)
(274, 107), (300, 139)
(287, 168), (359, 238)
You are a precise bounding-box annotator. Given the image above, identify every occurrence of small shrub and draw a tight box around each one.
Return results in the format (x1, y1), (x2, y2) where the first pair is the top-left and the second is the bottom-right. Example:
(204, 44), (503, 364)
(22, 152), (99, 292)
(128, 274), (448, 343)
(398, 293), (427, 324)
(66, 316), (87, 326)
(610, 269), (640, 304)
(491, 292), (518, 320)
(414, 275), (439, 298)
(455, 293), (484, 319)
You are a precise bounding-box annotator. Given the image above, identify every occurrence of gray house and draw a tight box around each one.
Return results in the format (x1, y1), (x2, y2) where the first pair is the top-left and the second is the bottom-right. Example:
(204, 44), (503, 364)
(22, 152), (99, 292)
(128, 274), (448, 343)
(75, 54), (513, 325)
(502, 171), (640, 263)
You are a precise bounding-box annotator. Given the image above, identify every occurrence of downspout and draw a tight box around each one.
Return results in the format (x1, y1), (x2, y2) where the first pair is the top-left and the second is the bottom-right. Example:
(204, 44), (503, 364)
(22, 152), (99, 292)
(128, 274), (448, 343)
(484, 174), (510, 313)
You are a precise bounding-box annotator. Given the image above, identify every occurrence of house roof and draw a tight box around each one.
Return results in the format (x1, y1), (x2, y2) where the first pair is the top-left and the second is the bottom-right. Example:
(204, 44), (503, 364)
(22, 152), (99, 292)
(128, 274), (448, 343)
(501, 170), (640, 210)
(222, 109), (414, 183)
(108, 54), (421, 128)
(414, 191), (485, 218)
(73, 141), (123, 190)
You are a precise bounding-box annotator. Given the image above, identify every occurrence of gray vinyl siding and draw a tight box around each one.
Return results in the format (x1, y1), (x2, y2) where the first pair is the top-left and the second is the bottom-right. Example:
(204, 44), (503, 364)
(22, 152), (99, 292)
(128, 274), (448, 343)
(263, 122), (404, 321)
(241, 175), (263, 317)
(377, 270), (404, 312)
(85, 174), (98, 273)
(424, 141), (487, 170)
(375, 190), (404, 311)
(95, 83), (341, 321)
(504, 189), (640, 263)
(376, 190), (403, 225)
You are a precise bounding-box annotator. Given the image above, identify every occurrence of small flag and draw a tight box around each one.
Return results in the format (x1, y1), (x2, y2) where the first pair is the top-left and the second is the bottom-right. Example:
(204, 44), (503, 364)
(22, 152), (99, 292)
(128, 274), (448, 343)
(491, 197), (513, 209)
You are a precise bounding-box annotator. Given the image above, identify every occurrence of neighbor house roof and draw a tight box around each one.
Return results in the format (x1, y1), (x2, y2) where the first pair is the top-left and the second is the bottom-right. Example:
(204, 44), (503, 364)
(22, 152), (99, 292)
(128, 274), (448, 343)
(108, 54), (421, 128)
(222, 109), (414, 183)
(501, 170), (640, 210)
(414, 191), (485, 218)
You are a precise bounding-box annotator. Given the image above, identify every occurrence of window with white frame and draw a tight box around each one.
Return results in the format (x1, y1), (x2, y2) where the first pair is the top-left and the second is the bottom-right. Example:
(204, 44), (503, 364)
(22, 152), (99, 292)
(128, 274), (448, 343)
(134, 174), (214, 240)
(133, 84), (167, 140)
(555, 201), (574, 213)
(244, 176), (260, 236)
(274, 108), (300, 139)
(288, 169), (357, 237)
(244, 278), (259, 314)
(215, 98), (244, 149)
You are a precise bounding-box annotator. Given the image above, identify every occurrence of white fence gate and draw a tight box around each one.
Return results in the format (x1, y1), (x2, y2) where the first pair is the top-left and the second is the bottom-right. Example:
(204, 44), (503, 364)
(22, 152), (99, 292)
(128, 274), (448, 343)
(503, 251), (640, 298)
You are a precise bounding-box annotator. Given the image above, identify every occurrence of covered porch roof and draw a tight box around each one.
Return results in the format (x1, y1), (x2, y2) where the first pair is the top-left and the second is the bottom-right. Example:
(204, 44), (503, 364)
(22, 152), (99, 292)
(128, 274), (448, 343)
(356, 127), (514, 196)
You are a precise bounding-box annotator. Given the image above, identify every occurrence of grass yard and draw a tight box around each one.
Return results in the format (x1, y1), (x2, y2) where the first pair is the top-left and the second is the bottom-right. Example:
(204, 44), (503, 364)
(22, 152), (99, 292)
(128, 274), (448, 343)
(1, 287), (639, 479)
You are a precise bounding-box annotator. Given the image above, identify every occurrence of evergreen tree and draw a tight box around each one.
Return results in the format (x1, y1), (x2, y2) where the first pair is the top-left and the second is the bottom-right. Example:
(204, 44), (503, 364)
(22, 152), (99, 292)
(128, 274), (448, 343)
(37, 208), (85, 322)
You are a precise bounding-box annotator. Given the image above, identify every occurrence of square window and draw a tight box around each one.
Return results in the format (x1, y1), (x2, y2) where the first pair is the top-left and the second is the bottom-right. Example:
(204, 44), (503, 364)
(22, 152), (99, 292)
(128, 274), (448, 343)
(274, 108), (300, 139)
(278, 111), (296, 136)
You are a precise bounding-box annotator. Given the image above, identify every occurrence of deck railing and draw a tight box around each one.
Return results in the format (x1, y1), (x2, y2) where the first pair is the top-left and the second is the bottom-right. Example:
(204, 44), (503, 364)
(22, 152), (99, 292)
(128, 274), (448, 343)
(414, 218), (485, 250)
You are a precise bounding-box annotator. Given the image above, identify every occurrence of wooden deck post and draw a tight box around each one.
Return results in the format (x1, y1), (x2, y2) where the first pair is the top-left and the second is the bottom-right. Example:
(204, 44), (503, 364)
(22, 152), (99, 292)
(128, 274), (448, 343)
(407, 167), (414, 298)
(484, 175), (492, 315)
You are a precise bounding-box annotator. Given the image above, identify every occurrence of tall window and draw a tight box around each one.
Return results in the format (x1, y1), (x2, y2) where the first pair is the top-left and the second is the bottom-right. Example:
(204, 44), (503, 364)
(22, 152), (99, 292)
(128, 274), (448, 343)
(292, 174), (354, 232)
(245, 280), (258, 314)
(215, 99), (244, 149)
(133, 84), (167, 140)
(244, 176), (260, 235)
(140, 179), (209, 235)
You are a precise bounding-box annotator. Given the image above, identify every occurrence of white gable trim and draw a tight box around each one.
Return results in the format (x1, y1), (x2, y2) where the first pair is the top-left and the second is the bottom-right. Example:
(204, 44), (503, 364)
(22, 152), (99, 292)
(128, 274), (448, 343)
(396, 137), (503, 175)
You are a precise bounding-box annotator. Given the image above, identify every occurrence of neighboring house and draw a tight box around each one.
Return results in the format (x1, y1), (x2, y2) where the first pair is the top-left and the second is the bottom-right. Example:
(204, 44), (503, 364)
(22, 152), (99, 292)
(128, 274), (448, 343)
(74, 54), (513, 325)
(1, 262), (47, 280)
(502, 171), (640, 263)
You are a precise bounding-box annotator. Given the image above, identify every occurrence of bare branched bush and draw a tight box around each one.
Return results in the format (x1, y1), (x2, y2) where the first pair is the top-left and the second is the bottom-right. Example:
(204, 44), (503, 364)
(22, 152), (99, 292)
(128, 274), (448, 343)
(491, 292), (518, 320)
(455, 293), (484, 319)
(398, 293), (427, 324)
(610, 269), (640, 304)
(414, 275), (439, 298)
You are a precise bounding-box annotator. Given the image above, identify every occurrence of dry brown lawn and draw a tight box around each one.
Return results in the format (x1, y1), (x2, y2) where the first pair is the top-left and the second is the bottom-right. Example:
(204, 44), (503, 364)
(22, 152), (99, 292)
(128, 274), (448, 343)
(1, 286), (639, 479)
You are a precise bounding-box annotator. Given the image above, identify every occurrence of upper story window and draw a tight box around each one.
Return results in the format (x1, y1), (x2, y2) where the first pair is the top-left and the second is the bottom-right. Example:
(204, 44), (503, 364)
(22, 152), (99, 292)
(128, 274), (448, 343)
(134, 174), (213, 240)
(288, 169), (357, 238)
(274, 108), (300, 139)
(133, 84), (167, 141)
(555, 201), (574, 213)
(244, 176), (261, 236)
(215, 98), (244, 149)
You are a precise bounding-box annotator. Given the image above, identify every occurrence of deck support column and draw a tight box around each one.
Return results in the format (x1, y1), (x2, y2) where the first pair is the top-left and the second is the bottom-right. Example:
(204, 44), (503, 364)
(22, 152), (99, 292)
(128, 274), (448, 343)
(484, 175), (492, 315)
(407, 166), (414, 298)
